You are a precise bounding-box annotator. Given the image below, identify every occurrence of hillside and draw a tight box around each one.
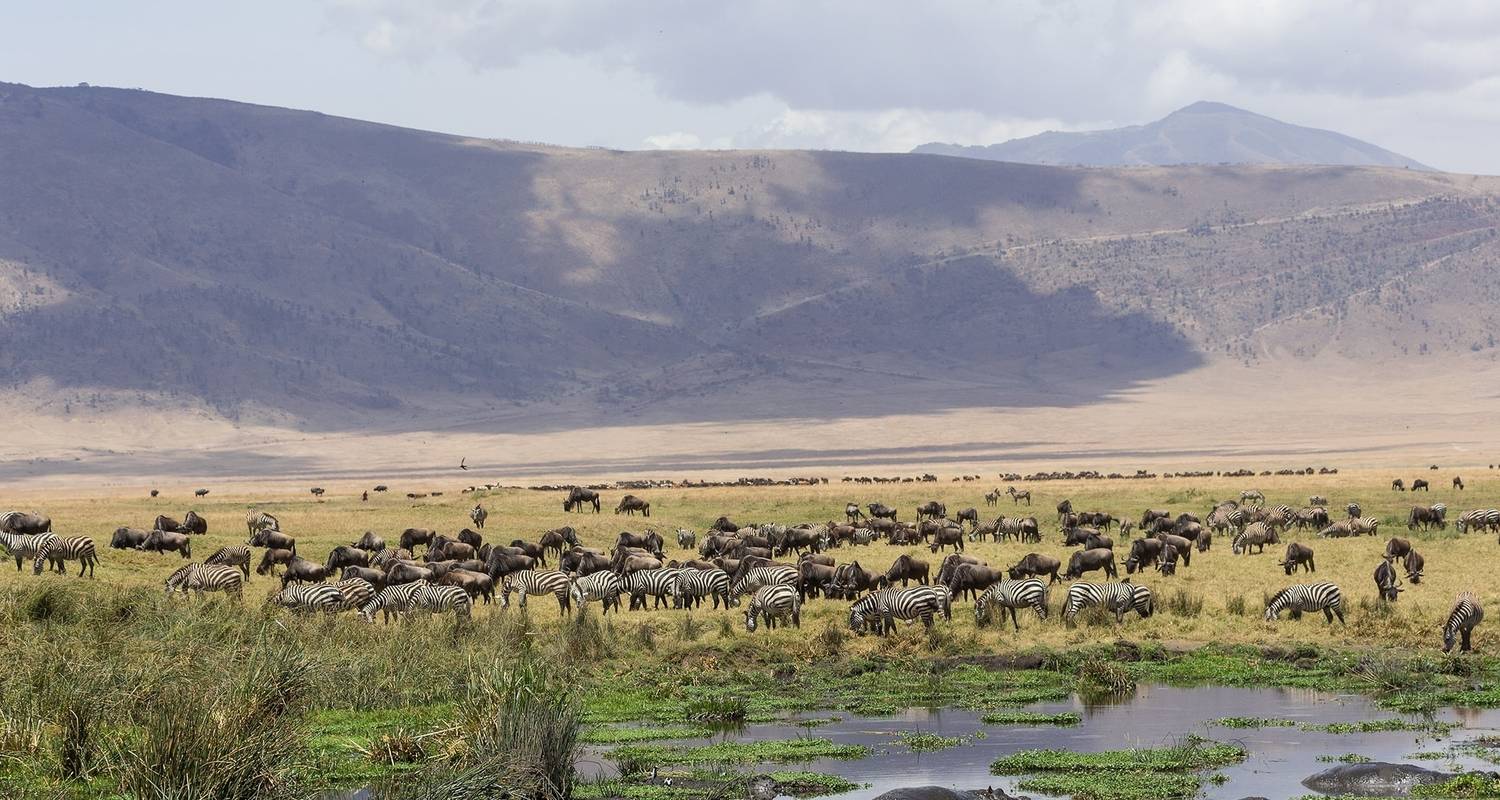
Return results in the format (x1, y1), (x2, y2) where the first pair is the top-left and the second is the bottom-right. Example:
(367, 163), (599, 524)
(2, 83), (1499, 479)
(914, 101), (1431, 169)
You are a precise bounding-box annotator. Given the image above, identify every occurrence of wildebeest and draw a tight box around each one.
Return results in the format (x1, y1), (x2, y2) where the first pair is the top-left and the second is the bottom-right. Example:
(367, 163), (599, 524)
(829, 561), (881, 599)
(385, 561), (435, 586)
(141, 529), (192, 559)
(280, 556), (332, 587)
(564, 487), (602, 513)
(178, 511), (208, 535)
(1392, 479), (1406, 491)
(249, 528), (296, 555)
(325, 545), (371, 571)
(1403, 550), (1425, 584)
(399, 528), (437, 552)
(1408, 505), (1447, 531)
(354, 531), (386, 552)
(867, 503), (898, 521)
(1374, 560), (1402, 602)
(255, 548), (295, 576)
(340, 565), (388, 589)
(1412, 479), (1431, 492)
(559, 547), (609, 576)
(153, 515), (182, 534)
(539, 526), (579, 558)
(614, 495), (651, 517)
(439, 569), (495, 604)
(1065, 548), (1117, 580)
(1124, 538), (1164, 574)
(1384, 537), (1412, 562)
(1157, 534), (1193, 568)
(1085, 533), (1113, 551)
(1055, 499), (1073, 518)
(194, 488), (210, 497)
(844, 503), (864, 523)
(616, 529), (664, 556)
(773, 526), (823, 556)
(885, 554), (929, 586)
(109, 527), (151, 549)
(928, 525), (965, 554)
(916, 501), (946, 521)
(711, 516), (741, 533)
(457, 528), (485, 550)
(1454, 476), (1465, 491)
(954, 507), (979, 529)
(1008, 553), (1062, 584)
(426, 538), (477, 563)
(1279, 543), (1316, 575)
(797, 559), (838, 601)
(946, 562), (1006, 602)
(469, 504), (487, 529)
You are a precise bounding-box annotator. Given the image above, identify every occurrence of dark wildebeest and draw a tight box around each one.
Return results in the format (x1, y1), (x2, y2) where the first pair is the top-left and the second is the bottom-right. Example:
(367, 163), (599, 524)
(373, 485), (388, 493)
(1125, 538), (1164, 574)
(916, 501), (946, 521)
(485, 551), (537, 582)
(109, 527), (151, 549)
(1056, 499), (1073, 518)
(256, 548), (295, 575)
(773, 527), (822, 556)
(1141, 509), (1171, 529)
(458, 528), (484, 550)
(399, 528), (437, 552)
(325, 545), (371, 572)
(936, 553), (982, 585)
(614, 495), (651, 517)
(1403, 550), (1425, 584)
(539, 526), (579, 559)
(559, 547), (608, 576)
(153, 515), (182, 535)
(954, 508), (979, 529)
(1392, 479), (1406, 491)
(354, 531), (386, 552)
(947, 562), (1005, 602)
(1008, 553), (1062, 584)
(426, 538), (476, 563)
(340, 566), (388, 589)
(711, 516), (741, 533)
(830, 561), (881, 599)
(1062, 527), (1098, 547)
(885, 554), (929, 586)
(845, 503), (864, 524)
(1157, 534), (1193, 568)
(1408, 505), (1447, 532)
(385, 561), (435, 586)
(1084, 533), (1114, 551)
(1384, 537), (1412, 562)
(867, 503), (898, 521)
(179, 511), (208, 535)
(149, 489), (159, 498)
(1454, 476), (1465, 491)
(194, 488), (210, 498)
(800, 553), (834, 568)
(280, 557), (332, 587)
(141, 529), (192, 558)
(1064, 548), (1117, 580)
(439, 569), (495, 604)
(1280, 543), (1316, 575)
(564, 487), (601, 513)
(1374, 560), (1402, 602)
(616, 530), (665, 557)
(1412, 479), (1431, 492)
(509, 539), (547, 566)
(798, 560), (838, 601)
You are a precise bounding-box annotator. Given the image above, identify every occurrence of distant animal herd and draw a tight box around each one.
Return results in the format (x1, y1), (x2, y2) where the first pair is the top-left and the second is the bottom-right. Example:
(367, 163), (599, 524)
(1, 473), (1495, 654)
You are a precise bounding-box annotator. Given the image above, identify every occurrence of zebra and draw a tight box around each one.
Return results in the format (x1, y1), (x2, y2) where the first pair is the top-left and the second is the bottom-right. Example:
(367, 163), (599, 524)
(163, 563), (244, 600)
(33, 536), (97, 577)
(469, 504), (488, 529)
(1456, 510), (1494, 534)
(571, 571), (625, 614)
(205, 545), (252, 578)
(1264, 582), (1345, 624)
(674, 569), (735, 610)
(676, 529), (696, 550)
(0, 531), (59, 572)
(973, 579), (1049, 631)
(848, 587), (948, 635)
(1231, 523), (1274, 555)
(1350, 517), (1381, 537)
(730, 564), (799, 598)
(985, 489), (1001, 507)
(1345, 503), (1362, 519)
(272, 583), (343, 614)
(1063, 581), (1153, 624)
(624, 568), (681, 610)
(1443, 594), (1484, 653)
(744, 584), (801, 632)
(333, 577), (377, 611)
(245, 510), (279, 537)
(1241, 489), (1265, 504)
(359, 581), (426, 623)
(993, 517), (1027, 542)
(1308, 495), (1328, 507)
(1007, 487), (1032, 506)
(411, 582), (473, 621)
(500, 570), (573, 613)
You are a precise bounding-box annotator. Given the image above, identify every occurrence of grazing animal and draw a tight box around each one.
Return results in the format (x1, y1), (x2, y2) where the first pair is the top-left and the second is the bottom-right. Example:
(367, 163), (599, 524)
(255, 548), (295, 576)
(373, 485), (388, 493)
(539, 526), (579, 558)
(945, 562), (1006, 603)
(0, 532), (59, 572)
(731, 564), (799, 599)
(674, 568), (735, 610)
(1384, 537), (1412, 562)
(109, 527), (151, 550)
(310, 488), (325, 498)
(1408, 505), (1447, 531)
(1232, 523), (1274, 555)
(624, 568), (681, 610)
(928, 524), (965, 554)
(974, 579), (1049, 631)
(280, 556), (332, 587)
(571, 571), (625, 614)
(399, 528), (437, 552)
(1124, 538), (1163, 574)
(194, 488), (210, 498)
(1063, 581), (1153, 623)
(676, 529), (697, 550)
(1346, 503), (1362, 519)
(411, 583), (474, 621)
(564, 487), (602, 513)
(333, 577), (377, 610)
(359, 582), (425, 623)
(1265, 582), (1345, 623)
(248, 528), (296, 555)
(1374, 561), (1403, 602)
(0, 511), (52, 535)
(271, 584), (343, 614)
(34, 536), (97, 577)
(1007, 553), (1062, 584)
(1007, 487), (1032, 505)
(916, 501), (947, 521)
(984, 489), (1001, 507)
(848, 587), (949, 635)
(1454, 476), (1465, 491)
(1241, 489), (1265, 504)
(1403, 550), (1425, 584)
(179, 510), (208, 535)
(1412, 479), (1431, 492)
(1279, 543), (1316, 575)
(141, 530), (192, 559)
(245, 511), (279, 537)
(954, 507), (979, 529)
(866, 503), (898, 521)
(1392, 479), (1406, 491)
(1309, 495), (1328, 507)
(1055, 499), (1073, 518)
(501, 570), (573, 613)
(164, 563), (243, 600)
(1443, 594), (1484, 653)
(325, 545), (371, 572)
(354, 531), (386, 552)
(614, 495), (651, 517)
(156, 515), (183, 535)
(1064, 548), (1117, 580)
(385, 561), (435, 586)
(884, 554), (930, 586)
(340, 566), (388, 590)
(744, 584), (801, 632)
(1457, 509), (1500, 535)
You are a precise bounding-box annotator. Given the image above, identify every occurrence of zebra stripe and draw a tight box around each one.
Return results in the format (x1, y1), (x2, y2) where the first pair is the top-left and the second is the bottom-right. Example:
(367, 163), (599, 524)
(1264, 582), (1345, 624)
(33, 536), (97, 578)
(745, 584), (801, 632)
(1063, 581), (1153, 623)
(1351, 517), (1381, 536)
(570, 571), (625, 614)
(334, 577), (377, 611)
(501, 570), (572, 611)
(273, 583), (343, 614)
(411, 582), (473, 621)
(245, 510), (279, 536)
(164, 563), (244, 600)
(848, 587), (948, 635)
(359, 581), (426, 623)
(623, 568), (681, 610)
(0, 531), (58, 571)
(731, 564), (798, 598)
(673, 569), (734, 610)
(974, 578), (1049, 630)
(205, 545), (252, 577)
(1443, 594), (1484, 653)
(1456, 510), (1491, 534)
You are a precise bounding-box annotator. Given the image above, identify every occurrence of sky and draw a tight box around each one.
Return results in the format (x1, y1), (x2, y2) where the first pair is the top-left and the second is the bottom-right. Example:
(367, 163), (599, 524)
(4, 1), (1500, 173)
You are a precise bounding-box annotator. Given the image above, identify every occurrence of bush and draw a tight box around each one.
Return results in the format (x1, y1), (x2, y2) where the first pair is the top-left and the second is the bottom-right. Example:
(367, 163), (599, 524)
(1076, 657), (1135, 696)
(1224, 594), (1247, 616)
(1167, 590), (1204, 617)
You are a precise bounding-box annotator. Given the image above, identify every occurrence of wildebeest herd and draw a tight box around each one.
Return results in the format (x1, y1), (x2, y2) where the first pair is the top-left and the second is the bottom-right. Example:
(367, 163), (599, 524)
(1, 485), (1494, 653)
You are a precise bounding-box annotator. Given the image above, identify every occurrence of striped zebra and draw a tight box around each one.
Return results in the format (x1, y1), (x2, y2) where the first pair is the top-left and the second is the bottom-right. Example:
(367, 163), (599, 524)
(993, 517), (1028, 542)
(1345, 503), (1362, 519)
(847, 587), (948, 636)
(624, 568), (681, 610)
(334, 577), (377, 611)
(500, 570), (572, 613)
(272, 583), (343, 614)
(673, 569), (734, 610)
(1063, 581), (1153, 624)
(570, 571), (624, 614)
(359, 581), (426, 623)
(0, 531), (59, 572)
(245, 510), (279, 537)
(1443, 594), (1484, 653)
(730, 564), (799, 598)
(1350, 517), (1381, 537)
(1456, 510), (1495, 534)
(744, 584), (801, 632)
(411, 582), (473, 621)
(973, 578), (1049, 631)
(1264, 582), (1345, 624)
(205, 545), (252, 578)
(33, 536), (97, 577)
(163, 563), (244, 600)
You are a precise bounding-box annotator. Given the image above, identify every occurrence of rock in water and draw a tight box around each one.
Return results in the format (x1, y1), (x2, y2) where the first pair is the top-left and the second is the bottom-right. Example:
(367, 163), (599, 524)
(1302, 762), (1454, 795)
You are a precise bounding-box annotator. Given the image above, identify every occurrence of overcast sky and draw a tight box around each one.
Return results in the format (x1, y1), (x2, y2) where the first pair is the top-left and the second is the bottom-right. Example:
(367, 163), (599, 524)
(5, 1), (1500, 173)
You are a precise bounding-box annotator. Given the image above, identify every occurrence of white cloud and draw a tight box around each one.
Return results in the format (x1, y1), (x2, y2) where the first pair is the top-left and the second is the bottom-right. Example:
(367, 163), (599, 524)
(641, 131), (703, 149)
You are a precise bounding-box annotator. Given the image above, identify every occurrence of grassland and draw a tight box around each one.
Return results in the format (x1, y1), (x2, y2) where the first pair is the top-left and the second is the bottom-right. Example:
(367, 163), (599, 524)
(2, 468), (1500, 798)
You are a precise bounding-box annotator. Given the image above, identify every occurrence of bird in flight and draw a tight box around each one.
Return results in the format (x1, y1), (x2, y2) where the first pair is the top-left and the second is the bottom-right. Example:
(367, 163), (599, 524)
(459, 457), (468, 471)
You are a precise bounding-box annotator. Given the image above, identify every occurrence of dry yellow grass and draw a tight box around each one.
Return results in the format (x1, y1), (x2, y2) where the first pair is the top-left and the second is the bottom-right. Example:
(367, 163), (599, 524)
(4, 468), (1495, 654)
